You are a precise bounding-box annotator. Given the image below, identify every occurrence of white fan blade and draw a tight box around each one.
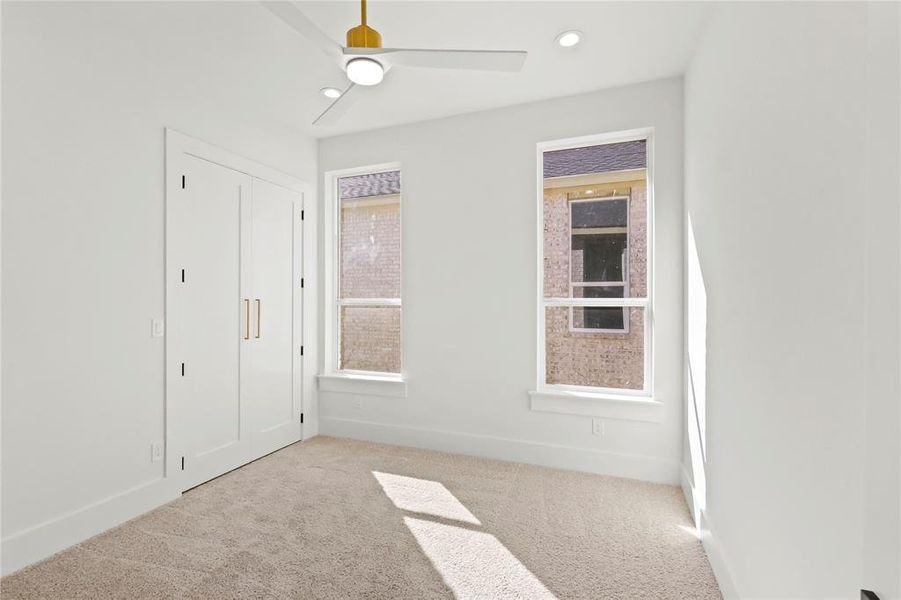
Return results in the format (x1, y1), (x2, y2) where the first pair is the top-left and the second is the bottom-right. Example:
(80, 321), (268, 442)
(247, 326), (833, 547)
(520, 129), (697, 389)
(314, 83), (362, 126)
(262, 1), (344, 63)
(347, 47), (527, 72)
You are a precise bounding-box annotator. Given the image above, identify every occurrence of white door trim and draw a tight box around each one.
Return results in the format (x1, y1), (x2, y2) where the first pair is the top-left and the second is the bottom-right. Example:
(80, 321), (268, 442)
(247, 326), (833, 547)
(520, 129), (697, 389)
(165, 128), (311, 487)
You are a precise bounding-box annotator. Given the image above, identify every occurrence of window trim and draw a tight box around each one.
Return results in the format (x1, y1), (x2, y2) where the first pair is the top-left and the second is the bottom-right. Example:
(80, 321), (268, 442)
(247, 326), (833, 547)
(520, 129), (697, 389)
(568, 195), (631, 334)
(322, 163), (405, 389)
(534, 129), (655, 412)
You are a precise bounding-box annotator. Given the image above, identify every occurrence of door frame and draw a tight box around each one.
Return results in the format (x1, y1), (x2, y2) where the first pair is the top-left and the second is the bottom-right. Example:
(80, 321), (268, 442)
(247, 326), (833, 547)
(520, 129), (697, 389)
(165, 128), (311, 487)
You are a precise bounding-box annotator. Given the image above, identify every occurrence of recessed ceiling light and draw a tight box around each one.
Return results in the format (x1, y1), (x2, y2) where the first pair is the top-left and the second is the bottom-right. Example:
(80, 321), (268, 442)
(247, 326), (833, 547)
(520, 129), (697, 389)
(586, 190), (594, 195)
(555, 30), (582, 48)
(320, 87), (342, 99)
(346, 57), (385, 86)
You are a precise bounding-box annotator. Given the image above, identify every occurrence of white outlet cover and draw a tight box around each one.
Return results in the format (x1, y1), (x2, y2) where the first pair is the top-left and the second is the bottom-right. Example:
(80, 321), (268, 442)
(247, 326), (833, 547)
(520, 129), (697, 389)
(151, 441), (163, 462)
(591, 418), (605, 436)
(151, 318), (165, 337)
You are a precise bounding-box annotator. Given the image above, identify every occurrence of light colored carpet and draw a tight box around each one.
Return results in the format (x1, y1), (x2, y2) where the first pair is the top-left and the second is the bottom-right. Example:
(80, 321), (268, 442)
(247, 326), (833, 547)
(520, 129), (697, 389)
(1, 436), (721, 599)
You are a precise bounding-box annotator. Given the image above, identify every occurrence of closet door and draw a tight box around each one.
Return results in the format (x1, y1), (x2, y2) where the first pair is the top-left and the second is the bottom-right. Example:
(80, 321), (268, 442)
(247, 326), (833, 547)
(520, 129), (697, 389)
(248, 178), (301, 456)
(173, 155), (253, 490)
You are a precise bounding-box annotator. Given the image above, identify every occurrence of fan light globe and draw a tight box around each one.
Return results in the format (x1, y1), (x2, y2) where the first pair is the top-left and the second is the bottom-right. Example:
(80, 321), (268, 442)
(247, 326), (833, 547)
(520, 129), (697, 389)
(346, 58), (384, 86)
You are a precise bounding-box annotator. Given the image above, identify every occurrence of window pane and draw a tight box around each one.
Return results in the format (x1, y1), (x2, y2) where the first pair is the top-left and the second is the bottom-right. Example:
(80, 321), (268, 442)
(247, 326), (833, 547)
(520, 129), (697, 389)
(572, 232), (627, 283)
(340, 306), (401, 373)
(546, 306), (645, 390)
(543, 141), (647, 299)
(572, 306), (627, 330)
(572, 286), (625, 298)
(571, 198), (627, 228)
(339, 172), (401, 299)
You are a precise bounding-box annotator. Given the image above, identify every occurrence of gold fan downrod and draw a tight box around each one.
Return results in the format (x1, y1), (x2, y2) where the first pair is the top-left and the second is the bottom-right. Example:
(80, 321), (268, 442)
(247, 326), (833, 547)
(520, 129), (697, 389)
(346, 0), (382, 48)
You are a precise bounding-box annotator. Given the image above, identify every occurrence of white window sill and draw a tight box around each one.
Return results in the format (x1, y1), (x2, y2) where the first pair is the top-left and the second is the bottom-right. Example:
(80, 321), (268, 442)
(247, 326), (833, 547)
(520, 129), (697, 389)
(529, 388), (663, 423)
(318, 373), (407, 398)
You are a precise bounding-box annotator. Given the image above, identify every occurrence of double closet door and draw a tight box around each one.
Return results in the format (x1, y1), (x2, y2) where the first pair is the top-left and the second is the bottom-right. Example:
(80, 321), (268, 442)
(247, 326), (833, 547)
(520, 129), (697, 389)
(169, 153), (303, 491)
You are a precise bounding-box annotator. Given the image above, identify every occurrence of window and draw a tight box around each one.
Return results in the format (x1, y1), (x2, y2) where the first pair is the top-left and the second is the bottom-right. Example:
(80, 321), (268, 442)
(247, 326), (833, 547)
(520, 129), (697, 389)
(539, 134), (651, 396)
(333, 168), (402, 375)
(570, 197), (629, 333)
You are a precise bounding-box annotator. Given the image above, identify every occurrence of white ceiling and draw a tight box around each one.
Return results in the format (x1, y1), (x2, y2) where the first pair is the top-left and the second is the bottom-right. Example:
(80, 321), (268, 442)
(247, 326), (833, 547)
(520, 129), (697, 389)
(266, 1), (711, 137)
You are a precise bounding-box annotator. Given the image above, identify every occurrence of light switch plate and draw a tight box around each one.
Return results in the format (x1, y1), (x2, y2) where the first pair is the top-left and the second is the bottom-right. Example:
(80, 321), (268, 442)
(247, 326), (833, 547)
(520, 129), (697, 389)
(151, 441), (163, 462)
(151, 318), (165, 337)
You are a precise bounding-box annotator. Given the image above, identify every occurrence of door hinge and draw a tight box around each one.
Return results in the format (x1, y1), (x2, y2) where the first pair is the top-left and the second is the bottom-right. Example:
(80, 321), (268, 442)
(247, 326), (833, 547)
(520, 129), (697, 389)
(300, 413), (304, 424)
(180, 362), (185, 377)
(301, 210), (304, 220)
(180, 268), (185, 283)
(181, 175), (185, 189)
(300, 346), (304, 356)
(300, 278), (304, 288)
(180, 456), (185, 471)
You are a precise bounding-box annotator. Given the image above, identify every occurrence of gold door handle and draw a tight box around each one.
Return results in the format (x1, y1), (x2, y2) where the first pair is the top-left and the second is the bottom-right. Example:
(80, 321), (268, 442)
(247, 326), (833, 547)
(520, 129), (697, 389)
(244, 299), (250, 340)
(255, 299), (261, 339)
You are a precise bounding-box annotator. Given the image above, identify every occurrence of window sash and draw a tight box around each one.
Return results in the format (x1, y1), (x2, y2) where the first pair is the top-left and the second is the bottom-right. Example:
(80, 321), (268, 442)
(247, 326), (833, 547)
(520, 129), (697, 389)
(337, 297), (402, 307)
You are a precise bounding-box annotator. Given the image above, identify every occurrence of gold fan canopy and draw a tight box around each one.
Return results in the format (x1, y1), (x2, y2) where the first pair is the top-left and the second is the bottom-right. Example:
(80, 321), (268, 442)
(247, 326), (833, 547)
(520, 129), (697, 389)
(346, 0), (382, 48)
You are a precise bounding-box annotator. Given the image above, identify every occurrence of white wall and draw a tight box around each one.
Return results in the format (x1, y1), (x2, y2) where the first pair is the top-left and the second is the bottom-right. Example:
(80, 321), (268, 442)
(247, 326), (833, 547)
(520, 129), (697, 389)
(863, 4), (901, 597)
(683, 2), (901, 597)
(318, 78), (684, 484)
(1, 1), (318, 574)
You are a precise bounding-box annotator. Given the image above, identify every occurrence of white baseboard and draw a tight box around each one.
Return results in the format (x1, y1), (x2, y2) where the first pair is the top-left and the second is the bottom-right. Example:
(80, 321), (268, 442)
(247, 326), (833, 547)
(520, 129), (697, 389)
(680, 464), (740, 599)
(320, 416), (680, 484)
(1, 478), (179, 576)
(302, 419), (320, 439)
(699, 510), (740, 599)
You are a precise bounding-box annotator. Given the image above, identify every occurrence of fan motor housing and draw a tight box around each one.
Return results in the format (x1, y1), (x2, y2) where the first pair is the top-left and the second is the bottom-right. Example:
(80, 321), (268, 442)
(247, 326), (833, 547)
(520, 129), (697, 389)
(346, 24), (382, 49)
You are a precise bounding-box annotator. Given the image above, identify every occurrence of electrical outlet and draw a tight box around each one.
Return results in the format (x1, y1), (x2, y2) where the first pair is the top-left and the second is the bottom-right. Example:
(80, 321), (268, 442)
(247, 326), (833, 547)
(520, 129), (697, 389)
(151, 441), (163, 462)
(352, 398), (362, 410)
(151, 318), (165, 337)
(591, 418), (605, 436)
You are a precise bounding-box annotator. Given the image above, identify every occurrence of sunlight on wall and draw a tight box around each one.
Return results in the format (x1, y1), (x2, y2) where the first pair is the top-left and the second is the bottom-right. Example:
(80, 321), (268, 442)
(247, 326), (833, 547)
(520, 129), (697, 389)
(372, 471), (481, 525)
(686, 215), (708, 520)
(404, 517), (556, 600)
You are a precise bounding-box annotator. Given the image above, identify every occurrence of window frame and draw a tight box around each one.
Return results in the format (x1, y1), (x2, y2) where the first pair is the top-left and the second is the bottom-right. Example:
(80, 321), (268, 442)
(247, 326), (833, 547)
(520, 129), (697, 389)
(535, 129), (655, 402)
(568, 195), (631, 334)
(321, 163), (406, 393)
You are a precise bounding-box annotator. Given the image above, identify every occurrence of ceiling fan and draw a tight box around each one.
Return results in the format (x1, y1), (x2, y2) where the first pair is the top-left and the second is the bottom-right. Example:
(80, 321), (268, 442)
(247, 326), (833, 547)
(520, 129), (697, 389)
(262, 0), (528, 125)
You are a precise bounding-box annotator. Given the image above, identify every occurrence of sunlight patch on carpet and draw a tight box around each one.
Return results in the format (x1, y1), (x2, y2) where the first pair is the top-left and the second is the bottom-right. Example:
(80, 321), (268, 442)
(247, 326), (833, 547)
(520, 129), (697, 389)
(372, 471), (481, 525)
(403, 517), (556, 600)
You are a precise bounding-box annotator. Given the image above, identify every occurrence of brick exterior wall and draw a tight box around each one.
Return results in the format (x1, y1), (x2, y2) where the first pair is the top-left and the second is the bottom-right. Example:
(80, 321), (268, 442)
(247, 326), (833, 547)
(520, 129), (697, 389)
(340, 198), (401, 299)
(338, 194), (402, 373)
(340, 305), (401, 373)
(544, 182), (647, 390)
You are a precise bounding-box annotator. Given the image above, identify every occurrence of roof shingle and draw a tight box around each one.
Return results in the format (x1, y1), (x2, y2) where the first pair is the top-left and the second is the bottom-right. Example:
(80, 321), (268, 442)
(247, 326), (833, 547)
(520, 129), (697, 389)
(544, 140), (646, 178)
(339, 171), (401, 200)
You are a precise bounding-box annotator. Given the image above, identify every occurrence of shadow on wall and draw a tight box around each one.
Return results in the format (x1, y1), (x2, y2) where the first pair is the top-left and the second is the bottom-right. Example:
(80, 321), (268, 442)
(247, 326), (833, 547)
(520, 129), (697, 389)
(686, 215), (708, 523)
